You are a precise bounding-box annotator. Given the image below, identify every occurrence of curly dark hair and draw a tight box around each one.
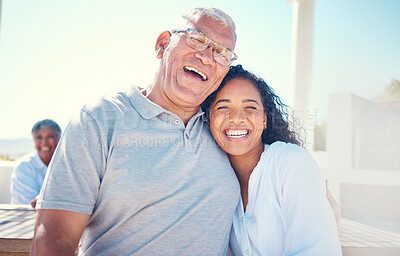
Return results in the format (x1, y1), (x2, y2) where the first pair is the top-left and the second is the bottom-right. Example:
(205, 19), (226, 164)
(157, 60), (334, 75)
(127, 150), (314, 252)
(201, 65), (301, 146)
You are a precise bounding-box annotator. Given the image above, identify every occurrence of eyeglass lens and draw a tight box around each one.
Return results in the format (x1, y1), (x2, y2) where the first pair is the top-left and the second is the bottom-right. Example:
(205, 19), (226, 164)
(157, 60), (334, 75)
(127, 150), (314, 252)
(185, 30), (235, 66)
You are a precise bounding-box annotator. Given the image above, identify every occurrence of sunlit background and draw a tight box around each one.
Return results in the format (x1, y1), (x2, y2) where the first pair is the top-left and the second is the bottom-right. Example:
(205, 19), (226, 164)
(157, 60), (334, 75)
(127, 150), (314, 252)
(0, 0), (399, 140)
(0, 0), (400, 246)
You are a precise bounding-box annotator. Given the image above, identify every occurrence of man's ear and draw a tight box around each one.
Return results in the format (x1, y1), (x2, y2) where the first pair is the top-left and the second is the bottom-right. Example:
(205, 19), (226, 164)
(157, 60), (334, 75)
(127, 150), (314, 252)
(155, 31), (171, 59)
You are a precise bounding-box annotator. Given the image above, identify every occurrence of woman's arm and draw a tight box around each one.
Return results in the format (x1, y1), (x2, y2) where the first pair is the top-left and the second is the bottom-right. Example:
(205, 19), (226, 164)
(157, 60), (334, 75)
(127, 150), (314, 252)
(281, 147), (342, 256)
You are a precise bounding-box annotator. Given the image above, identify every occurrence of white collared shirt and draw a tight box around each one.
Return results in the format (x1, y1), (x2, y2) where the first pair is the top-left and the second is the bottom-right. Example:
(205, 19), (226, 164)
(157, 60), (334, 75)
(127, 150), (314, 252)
(10, 151), (47, 204)
(230, 142), (342, 256)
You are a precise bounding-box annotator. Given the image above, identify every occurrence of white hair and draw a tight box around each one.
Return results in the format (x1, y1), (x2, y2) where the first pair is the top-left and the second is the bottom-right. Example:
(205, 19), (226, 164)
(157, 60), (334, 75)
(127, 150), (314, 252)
(173, 7), (236, 38)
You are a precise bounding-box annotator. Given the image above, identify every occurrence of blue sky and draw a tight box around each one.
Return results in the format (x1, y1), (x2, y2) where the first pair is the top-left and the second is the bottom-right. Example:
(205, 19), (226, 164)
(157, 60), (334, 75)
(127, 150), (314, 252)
(0, 0), (399, 139)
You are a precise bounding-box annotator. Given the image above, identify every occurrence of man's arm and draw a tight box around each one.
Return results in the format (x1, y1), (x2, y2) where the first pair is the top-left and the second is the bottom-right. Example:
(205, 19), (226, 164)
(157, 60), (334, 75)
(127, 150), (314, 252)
(31, 209), (90, 256)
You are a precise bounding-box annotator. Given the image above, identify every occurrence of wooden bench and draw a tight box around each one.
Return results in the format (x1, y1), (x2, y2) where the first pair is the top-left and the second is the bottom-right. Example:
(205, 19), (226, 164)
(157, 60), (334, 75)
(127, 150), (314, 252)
(1, 204), (399, 255)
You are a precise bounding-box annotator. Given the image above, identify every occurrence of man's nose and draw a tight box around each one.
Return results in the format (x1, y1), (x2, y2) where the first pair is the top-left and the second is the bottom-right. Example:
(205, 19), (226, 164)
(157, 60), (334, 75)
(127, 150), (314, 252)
(195, 43), (216, 66)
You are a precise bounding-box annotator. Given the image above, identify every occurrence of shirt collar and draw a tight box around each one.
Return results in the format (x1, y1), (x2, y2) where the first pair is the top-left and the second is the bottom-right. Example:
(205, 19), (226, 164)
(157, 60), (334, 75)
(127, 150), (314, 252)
(33, 151), (47, 170)
(125, 85), (165, 120)
(125, 85), (207, 122)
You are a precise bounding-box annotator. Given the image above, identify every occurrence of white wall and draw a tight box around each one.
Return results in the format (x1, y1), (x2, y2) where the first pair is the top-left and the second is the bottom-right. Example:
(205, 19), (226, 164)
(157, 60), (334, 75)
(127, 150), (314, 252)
(0, 161), (16, 203)
(325, 93), (400, 232)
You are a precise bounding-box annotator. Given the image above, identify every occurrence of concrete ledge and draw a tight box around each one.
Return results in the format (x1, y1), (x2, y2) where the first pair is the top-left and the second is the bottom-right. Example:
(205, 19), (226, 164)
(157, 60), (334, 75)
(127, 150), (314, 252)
(342, 247), (400, 256)
(0, 161), (17, 204)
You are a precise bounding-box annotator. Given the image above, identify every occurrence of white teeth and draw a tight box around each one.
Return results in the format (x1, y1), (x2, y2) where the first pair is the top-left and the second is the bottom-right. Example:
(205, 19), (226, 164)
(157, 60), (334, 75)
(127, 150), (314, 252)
(225, 130), (248, 137)
(40, 147), (50, 151)
(184, 66), (207, 81)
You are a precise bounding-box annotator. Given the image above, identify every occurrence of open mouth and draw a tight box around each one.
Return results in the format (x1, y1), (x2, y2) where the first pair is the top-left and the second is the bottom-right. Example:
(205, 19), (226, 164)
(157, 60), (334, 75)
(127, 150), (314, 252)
(183, 66), (208, 81)
(40, 147), (51, 152)
(224, 129), (249, 138)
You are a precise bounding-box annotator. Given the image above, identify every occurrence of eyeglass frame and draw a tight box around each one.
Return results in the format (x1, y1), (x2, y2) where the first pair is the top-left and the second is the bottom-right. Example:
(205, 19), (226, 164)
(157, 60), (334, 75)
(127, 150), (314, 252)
(172, 28), (238, 66)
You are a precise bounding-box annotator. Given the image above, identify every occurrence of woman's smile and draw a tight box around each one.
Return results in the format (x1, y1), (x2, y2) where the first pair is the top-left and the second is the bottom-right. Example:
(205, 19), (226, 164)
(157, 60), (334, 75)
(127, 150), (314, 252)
(224, 128), (250, 140)
(209, 77), (266, 157)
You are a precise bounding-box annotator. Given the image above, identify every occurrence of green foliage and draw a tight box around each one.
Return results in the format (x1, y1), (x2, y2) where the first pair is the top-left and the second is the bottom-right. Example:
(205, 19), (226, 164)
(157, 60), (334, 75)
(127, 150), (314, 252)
(375, 78), (400, 101)
(0, 154), (15, 161)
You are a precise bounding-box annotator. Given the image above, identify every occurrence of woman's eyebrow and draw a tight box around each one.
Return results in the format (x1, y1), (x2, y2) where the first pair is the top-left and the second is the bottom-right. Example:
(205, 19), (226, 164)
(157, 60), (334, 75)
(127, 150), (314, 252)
(242, 99), (260, 105)
(215, 99), (231, 104)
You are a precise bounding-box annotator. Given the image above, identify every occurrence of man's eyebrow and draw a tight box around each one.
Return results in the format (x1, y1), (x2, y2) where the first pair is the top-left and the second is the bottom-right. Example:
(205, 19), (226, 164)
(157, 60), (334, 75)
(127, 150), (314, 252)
(242, 99), (260, 105)
(215, 99), (231, 104)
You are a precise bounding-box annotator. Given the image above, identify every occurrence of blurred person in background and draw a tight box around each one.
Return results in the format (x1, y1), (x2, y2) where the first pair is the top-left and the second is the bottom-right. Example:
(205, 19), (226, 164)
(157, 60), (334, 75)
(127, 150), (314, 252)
(10, 119), (61, 206)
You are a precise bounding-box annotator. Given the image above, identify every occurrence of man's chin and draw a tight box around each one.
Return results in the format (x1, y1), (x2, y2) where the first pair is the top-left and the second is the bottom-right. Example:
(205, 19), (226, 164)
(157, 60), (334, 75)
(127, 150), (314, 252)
(173, 90), (204, 107)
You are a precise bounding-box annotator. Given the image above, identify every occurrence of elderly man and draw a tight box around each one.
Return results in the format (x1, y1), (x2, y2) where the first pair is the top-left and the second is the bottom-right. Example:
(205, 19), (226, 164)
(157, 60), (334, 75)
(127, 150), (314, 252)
(31, 7), (240, 256)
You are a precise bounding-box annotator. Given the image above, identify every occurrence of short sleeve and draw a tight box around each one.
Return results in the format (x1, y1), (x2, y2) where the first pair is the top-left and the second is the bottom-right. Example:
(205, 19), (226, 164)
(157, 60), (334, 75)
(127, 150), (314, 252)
(37, 109), (106, 215)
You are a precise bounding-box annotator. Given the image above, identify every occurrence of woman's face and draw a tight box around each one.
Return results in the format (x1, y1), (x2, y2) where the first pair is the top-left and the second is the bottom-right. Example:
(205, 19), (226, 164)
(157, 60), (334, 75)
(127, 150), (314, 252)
(33, 128), (59, 166)
(209, 77), (266, 156)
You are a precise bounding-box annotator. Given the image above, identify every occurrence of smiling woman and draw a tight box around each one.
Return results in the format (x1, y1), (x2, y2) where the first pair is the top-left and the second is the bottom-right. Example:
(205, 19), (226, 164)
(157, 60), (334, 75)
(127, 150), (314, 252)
(202, 65), (342, 255)
(10, 119), (61, 205)
(208, 77), (267, 157)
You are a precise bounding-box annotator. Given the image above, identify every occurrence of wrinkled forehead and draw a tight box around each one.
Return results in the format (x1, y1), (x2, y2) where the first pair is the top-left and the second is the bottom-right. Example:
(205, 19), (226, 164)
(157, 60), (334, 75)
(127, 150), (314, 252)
(186, 16), (236, 50)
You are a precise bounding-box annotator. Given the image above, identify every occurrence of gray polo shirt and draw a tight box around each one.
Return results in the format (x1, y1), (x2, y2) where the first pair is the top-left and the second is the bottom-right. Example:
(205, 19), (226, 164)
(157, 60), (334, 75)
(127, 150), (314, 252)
(37, 86), (240, 255)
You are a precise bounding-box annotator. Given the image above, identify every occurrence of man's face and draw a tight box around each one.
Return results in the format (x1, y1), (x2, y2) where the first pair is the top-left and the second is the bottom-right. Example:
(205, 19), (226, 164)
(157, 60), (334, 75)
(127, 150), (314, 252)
(158, 16), (236, 109)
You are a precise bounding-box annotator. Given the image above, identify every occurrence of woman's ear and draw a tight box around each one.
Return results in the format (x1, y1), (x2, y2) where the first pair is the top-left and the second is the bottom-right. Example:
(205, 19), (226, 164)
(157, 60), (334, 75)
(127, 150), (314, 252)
(155, 31), (171, 59)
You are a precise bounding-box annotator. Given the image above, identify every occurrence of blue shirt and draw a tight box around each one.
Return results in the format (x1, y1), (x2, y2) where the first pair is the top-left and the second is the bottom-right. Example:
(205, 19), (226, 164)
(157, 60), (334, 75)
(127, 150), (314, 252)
(10, 151), (47, 204)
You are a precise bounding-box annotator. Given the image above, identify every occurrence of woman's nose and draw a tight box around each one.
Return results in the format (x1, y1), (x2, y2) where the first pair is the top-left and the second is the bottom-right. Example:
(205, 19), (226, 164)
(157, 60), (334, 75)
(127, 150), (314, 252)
(229, 108), (245, 124)
(41, 138), (49, 145)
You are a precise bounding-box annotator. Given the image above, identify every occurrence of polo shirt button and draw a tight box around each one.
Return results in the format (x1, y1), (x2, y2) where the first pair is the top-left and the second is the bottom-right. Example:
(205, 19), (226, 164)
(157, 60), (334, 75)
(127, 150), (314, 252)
(245, 249), (250, 254)
(174, 120), (181, 125)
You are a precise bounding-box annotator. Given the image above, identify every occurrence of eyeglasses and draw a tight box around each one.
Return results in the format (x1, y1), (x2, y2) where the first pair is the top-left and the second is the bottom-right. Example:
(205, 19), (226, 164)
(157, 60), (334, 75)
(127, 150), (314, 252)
(173, 28), (238, 66)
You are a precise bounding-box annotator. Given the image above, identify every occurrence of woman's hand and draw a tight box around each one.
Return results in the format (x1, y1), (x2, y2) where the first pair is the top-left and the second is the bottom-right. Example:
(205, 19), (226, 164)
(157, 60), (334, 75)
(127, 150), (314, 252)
(326, 190), (341, 226)
(31, 195), (39, 209)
